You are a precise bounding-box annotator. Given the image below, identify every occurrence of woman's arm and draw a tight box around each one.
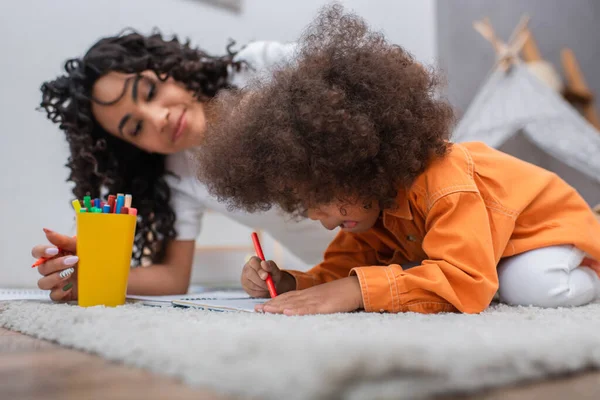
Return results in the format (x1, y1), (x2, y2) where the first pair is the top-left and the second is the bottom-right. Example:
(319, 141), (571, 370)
(34, 231), (197, 300)
(229, 41), (298, 88)
(126, 239), (196, 295)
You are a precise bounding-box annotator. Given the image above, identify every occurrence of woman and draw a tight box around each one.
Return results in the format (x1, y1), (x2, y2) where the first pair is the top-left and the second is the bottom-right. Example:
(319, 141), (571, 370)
(31, 29), (336, 301)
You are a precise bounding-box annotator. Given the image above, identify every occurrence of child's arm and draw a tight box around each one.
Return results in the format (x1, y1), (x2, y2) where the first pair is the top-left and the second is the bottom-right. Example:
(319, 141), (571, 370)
(350, 191), (500, 314)
(253, 192), (499, 316)
(247, 192), (499, 315)
(283, 232), (382, 289)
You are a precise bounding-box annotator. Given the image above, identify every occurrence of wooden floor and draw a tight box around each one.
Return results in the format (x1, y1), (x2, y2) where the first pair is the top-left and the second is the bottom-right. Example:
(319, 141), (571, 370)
(1, 327), (598, 400)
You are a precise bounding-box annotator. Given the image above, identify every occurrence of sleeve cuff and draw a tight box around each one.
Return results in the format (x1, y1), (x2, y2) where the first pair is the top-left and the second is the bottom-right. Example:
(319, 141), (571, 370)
(174, 217), (202, 240)
(350, 266), (399, 313)
(284, 270), (319, 290)
(350, 266), (459, 314)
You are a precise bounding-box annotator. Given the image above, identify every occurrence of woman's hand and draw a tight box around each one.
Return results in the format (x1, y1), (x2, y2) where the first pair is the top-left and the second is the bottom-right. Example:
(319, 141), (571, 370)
(32, 229), (78, 302)
(255, 276), (364, 315)
(241, 256), (296, 298)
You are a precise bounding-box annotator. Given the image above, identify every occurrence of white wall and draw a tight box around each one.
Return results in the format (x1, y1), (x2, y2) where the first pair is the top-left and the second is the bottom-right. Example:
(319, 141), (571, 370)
(0, 0), (436, 287)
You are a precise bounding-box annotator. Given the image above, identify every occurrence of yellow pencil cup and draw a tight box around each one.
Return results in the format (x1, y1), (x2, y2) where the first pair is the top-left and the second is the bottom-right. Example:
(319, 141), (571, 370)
(76, 213), (136, 307)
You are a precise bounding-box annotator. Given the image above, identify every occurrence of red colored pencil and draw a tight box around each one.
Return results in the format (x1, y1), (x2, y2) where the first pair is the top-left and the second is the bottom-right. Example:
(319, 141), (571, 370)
(31, 235), (77, 268)
(251, 232), (277, 298)
(31, 248), (63, 268)
(31, 256), (51, 268)
(107, 195), (116, 213)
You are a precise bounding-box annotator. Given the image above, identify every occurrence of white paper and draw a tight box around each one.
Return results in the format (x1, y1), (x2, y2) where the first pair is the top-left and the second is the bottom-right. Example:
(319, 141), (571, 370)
(172, 297), (267, 312)
(0, 289), (51, 301)
(0, 288), (249, 306)
(126, 294), (198, 303)
(127, 290), (249, 307)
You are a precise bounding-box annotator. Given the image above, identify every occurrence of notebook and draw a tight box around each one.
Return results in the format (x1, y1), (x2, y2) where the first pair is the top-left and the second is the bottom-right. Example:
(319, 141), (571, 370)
(0, 288), (262, 312)
(0, 289), (51, 301)
(172, 296), (267, 312)
(127, 290), (248, 307)
(0, 288), (247, 304)
(126, 294), (199, 307)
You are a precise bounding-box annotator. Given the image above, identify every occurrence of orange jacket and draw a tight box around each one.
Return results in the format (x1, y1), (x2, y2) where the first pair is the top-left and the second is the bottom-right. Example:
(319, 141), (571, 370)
(286, 142), (600, 314)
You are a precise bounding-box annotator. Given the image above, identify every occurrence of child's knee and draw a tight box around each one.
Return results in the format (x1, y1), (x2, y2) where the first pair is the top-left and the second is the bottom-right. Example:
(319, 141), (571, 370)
(497, 246), (599, 308)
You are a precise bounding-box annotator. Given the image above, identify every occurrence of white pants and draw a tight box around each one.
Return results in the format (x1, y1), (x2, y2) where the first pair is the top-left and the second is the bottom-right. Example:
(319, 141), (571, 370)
(498, 245), (600, 307)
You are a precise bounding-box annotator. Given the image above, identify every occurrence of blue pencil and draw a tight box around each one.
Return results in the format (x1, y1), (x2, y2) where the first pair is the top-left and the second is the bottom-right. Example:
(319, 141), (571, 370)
(115, 195), (125, 214)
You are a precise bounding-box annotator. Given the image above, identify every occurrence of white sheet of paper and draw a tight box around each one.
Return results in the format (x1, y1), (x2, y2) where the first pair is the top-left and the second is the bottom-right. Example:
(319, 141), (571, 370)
(0, 289), (51, 301)
(127, 290), (249, 307)
(172, 296), (267, 312)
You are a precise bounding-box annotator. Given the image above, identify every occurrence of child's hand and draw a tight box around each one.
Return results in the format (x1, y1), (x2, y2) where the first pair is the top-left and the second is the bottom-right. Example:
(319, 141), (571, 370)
(241, 256), (295, 298)
(256, 276), (364, 315)
(32, 229), (78, 302)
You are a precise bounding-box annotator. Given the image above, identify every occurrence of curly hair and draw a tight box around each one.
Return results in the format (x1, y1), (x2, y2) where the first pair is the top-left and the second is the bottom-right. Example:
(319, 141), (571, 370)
(40, 29), (240, 265)
(196, 5), (454, 216)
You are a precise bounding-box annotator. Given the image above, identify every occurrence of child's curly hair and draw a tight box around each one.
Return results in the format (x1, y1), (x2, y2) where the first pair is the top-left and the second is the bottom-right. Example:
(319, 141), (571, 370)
(197, 4), (454, 216)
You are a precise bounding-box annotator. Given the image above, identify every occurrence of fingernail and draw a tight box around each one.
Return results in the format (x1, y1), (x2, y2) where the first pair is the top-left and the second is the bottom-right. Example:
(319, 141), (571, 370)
(45, 248), (59, 256)
(258, 271), (267, 280)
(62, 282), (73, 292)
(59, 267), (75, 279)
(63, 256), (79, 266)
(43, 228), (54, 234)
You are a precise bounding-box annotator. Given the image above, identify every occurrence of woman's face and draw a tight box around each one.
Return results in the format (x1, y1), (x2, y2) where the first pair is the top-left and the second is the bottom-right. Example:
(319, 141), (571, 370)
(91, 71), (206, 154)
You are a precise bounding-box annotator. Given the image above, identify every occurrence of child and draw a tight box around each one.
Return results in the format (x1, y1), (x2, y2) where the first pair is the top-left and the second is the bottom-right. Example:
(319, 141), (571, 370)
(196, 5), (600, 315)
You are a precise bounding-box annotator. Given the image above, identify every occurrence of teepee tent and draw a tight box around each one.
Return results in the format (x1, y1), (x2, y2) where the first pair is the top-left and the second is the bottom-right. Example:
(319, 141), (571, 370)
(451, 18), (600, 205)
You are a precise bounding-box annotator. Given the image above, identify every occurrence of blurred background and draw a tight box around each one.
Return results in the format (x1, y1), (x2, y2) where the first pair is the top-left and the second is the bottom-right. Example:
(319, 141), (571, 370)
(1, 0), (598, 288)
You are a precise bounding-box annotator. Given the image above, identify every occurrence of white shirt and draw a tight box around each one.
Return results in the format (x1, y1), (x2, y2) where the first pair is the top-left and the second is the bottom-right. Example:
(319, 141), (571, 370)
(165, 41), (337, 266)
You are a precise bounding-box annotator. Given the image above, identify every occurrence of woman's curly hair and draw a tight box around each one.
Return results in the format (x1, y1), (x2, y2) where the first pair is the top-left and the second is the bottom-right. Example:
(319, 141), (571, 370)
(40, 29), (240, 265)
(197, 5), (454, 216)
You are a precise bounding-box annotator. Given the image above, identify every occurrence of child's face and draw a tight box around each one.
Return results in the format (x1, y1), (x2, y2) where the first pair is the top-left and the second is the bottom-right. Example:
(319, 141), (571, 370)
(307, 201), (381, 233)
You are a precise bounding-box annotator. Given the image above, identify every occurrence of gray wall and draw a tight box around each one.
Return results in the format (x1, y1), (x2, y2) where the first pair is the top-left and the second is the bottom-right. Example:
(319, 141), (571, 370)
(437, 0), (600, 118)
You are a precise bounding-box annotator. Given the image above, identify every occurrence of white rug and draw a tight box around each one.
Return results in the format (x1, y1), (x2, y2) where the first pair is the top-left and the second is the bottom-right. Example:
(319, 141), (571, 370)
(2, 301), (600, 400)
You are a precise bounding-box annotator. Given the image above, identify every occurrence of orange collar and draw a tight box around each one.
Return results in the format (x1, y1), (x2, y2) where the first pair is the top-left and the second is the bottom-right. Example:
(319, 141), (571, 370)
(383, 190), (413, 221)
